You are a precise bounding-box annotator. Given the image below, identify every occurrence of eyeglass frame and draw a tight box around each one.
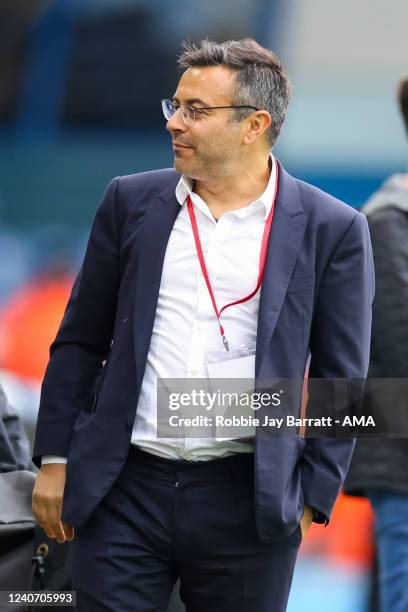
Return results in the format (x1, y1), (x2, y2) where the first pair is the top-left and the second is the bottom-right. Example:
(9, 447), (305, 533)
(161, 98), (260, 127)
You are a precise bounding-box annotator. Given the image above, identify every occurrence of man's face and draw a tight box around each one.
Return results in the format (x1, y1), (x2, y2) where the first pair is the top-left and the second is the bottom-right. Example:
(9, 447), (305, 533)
(166, 66), (245, 180)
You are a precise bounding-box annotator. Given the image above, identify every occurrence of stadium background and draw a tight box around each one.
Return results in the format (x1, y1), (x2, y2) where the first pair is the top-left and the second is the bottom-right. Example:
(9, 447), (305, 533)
(1, 1), (407, 610)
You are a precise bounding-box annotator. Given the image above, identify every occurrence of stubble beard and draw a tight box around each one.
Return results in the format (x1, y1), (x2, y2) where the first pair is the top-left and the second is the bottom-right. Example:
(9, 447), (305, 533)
(174, 141), (242, 180)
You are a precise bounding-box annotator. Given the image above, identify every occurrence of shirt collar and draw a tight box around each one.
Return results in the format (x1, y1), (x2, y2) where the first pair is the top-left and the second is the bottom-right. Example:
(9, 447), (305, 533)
(175, 153), (277, 221)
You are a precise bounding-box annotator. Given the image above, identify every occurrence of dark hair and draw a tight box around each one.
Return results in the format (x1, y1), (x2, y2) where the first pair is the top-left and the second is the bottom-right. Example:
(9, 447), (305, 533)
(178, 38), (292, 148)
(397, 76), (408, 136)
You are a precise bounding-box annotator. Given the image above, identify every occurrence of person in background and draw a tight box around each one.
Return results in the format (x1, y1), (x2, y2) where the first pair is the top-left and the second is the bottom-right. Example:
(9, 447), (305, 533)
(0, 382), (33, 472)
(345, 76), (408, 612)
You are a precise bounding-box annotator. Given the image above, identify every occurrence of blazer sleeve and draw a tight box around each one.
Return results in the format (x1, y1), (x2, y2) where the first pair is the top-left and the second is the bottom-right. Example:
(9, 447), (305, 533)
(300, 211), (375, 523)
(32, 177), (121, 468)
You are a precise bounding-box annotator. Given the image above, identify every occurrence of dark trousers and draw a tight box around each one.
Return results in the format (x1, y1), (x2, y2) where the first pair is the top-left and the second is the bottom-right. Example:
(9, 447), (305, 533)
(72, 446), (301, 611)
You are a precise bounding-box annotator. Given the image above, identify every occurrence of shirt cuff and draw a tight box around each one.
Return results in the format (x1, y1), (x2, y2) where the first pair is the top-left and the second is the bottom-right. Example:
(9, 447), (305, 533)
(41, 455), (68, 465)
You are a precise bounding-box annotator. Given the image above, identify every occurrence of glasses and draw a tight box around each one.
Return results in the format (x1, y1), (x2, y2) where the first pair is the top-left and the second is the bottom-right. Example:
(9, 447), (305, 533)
(162, 98), (260, 127)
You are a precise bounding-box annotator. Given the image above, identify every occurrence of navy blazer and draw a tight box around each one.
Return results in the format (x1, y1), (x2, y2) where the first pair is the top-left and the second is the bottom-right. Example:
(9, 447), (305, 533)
(32, 162), (374, 542)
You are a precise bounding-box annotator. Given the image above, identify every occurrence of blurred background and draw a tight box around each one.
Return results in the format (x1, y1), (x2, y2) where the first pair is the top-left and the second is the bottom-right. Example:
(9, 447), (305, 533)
(0, 0), (407, 609)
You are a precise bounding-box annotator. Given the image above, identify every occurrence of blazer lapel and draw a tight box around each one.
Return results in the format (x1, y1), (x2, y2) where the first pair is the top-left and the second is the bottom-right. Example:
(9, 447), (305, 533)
(255, 164), (310, 376)
(133, 185), (180, 392)
(131, 165), (309, 388)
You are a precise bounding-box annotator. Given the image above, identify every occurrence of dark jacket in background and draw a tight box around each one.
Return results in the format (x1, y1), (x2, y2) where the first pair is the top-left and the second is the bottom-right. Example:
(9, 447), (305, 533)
(0, 382), (33, 473)
(345, 175), (408, 496)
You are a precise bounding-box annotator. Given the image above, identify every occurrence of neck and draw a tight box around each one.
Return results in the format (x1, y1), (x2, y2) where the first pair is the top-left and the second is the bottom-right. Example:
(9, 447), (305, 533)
(193, 151), (271, 214)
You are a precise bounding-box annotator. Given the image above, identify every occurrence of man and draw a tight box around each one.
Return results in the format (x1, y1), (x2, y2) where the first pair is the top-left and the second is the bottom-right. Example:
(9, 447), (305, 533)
(345, 76), (408, 612)
(32, 39), (374, 611)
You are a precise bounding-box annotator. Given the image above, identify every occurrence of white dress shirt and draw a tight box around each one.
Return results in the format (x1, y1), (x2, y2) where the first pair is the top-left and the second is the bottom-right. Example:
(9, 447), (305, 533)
(42, 155), (277, 465)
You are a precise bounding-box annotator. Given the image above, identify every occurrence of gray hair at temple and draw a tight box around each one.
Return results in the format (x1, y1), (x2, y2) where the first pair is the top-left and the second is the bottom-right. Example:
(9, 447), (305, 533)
(178, 38), (292, 148)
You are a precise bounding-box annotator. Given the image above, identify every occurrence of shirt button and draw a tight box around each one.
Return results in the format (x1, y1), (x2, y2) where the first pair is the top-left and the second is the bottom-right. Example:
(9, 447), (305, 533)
(190, 370), (198, 376)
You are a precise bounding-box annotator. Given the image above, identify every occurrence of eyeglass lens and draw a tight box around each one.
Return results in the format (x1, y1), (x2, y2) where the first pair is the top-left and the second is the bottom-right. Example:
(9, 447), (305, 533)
(162, 100), (195, 126)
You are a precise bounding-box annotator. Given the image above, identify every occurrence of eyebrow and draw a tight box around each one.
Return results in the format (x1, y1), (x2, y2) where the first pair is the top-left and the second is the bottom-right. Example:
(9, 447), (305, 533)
(172, 95), (211, 107)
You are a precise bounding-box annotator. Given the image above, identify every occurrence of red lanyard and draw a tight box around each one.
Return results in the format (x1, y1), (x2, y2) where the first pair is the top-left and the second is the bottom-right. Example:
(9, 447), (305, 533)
(186, 162), (279, 351)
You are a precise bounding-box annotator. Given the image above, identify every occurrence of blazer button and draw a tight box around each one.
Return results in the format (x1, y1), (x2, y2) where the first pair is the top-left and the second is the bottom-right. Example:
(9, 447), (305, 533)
(125, 420), (132, 433)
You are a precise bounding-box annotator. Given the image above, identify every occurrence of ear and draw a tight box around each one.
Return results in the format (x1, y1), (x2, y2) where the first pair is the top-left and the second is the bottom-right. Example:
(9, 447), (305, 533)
(242, 111), (272, 145)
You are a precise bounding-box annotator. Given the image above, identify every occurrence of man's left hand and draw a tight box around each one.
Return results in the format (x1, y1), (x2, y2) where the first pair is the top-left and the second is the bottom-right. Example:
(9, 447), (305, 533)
(300, 504), (314, 540)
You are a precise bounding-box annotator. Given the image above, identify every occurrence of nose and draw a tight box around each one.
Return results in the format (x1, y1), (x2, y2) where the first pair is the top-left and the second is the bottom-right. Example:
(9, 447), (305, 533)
(166, 107), (188, 134)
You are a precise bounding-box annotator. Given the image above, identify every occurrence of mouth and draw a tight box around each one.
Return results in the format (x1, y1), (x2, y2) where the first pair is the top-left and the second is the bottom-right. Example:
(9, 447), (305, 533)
(172, 143), (193, 150)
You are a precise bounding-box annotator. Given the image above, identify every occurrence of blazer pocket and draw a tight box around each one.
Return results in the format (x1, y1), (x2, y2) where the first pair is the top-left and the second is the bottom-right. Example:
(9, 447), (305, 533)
(286, 274), (315, 294)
